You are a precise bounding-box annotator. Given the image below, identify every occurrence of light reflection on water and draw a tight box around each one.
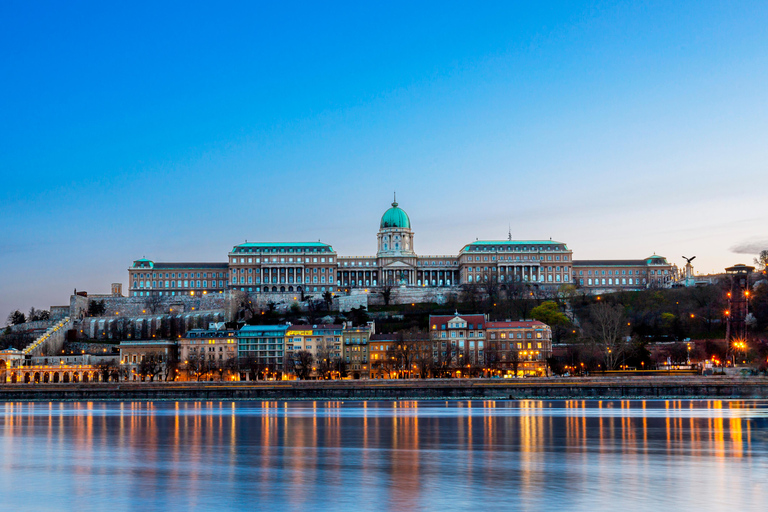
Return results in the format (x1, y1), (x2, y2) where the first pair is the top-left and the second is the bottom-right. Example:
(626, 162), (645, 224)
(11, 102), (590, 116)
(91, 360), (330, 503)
(1, 400), (767, 511)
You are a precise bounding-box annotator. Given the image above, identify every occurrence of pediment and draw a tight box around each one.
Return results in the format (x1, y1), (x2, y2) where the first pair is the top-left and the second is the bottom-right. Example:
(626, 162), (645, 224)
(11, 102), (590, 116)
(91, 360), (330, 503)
(383, 260), (413, 269)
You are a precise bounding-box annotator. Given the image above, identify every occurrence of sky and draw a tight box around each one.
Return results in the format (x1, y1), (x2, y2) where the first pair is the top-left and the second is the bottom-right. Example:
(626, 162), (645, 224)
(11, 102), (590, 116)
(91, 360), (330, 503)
(1, 1), (767, 317)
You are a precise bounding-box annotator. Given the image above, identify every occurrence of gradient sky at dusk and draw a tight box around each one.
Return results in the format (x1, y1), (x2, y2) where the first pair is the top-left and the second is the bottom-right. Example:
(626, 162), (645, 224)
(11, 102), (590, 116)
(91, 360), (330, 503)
(1, 1), (767, 317)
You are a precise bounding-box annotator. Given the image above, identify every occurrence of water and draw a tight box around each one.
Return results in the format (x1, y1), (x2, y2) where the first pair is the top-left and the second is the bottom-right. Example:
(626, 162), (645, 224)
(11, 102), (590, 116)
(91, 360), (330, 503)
(1, 400), (767, 511)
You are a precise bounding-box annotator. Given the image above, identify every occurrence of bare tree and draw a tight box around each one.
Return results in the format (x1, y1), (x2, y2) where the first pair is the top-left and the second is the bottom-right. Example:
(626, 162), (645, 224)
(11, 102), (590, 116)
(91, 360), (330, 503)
(315, 337), (334, 379)
(293, 350), (314, 380)
(95, 359), (120, 382)
(145, 294), (164, 314)
(483, 344), (502, 377)
(228, 290), (257, 323)
(380, 286), (393, 306)
(403, 327), (432, 378)
(185, 352), (210, 381)
(584, 302), (629, 370)
(138, 353), (165, 381)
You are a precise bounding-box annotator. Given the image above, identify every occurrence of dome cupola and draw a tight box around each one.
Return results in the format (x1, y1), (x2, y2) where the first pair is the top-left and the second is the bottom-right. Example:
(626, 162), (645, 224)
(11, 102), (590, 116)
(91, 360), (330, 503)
(380, 198), (411, 229)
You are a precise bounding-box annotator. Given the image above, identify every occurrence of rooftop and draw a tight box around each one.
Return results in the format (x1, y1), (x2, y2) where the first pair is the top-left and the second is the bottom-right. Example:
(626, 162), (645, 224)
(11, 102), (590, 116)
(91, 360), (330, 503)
(461, 240), (569, 252)
(231, 242), (335, 254)
(486, 321), (548, 329)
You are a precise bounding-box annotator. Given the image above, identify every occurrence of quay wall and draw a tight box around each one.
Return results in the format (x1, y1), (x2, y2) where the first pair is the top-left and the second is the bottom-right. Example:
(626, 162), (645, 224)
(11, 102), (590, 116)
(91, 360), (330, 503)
(1, 377), (768, 401)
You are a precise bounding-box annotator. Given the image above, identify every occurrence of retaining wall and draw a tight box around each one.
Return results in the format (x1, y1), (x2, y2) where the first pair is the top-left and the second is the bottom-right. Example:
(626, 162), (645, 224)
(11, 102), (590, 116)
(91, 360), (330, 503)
(1, 377), (767, 401)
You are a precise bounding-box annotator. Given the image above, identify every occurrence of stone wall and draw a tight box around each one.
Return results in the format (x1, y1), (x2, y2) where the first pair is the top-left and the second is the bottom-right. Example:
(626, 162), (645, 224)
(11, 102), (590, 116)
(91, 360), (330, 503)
(71, 293), (228, 320)
(364, 287), (459, 306)
(6, 320), (54, 333)
(336, 294), (368, 312)
(78, 310), (226, 342)
(1, 376), (767, 401)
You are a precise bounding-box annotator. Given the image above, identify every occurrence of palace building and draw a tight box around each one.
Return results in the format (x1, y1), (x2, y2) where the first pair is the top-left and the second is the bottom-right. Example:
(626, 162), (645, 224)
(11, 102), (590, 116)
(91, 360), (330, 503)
(127, 197), (676, 301)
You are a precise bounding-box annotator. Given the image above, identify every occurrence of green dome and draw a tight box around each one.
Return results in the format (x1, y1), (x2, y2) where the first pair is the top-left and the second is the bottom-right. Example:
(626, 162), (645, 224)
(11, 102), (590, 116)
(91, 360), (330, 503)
(380, 201), (411, 229)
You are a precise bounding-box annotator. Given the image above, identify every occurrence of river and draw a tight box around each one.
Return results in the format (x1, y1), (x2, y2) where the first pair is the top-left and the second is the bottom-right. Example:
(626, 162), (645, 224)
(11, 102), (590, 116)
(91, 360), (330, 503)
(1, 400), (766, 511)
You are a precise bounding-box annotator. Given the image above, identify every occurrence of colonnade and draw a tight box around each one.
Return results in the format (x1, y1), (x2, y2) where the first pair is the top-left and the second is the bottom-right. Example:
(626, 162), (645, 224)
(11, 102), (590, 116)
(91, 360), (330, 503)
(497, 265), (542, 282)
(2, 368), (115, 384)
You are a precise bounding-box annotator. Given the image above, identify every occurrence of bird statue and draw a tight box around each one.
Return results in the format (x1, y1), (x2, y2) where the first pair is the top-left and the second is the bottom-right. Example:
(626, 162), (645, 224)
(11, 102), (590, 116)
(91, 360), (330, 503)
(683, 256), (696, 264)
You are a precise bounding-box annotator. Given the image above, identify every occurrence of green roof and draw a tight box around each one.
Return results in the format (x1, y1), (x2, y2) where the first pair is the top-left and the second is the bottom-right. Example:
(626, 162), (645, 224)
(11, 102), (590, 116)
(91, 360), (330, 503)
(461, 240), (569, 251)
(232, 241), (334, 253)
(380, 201), (411, 229)
(472, 240), (566, 245)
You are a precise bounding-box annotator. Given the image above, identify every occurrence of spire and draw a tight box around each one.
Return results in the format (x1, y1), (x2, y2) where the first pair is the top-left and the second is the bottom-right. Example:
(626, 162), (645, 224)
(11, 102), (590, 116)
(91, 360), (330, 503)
(392, 191), (398, 208)
(508, 225), (512, 241)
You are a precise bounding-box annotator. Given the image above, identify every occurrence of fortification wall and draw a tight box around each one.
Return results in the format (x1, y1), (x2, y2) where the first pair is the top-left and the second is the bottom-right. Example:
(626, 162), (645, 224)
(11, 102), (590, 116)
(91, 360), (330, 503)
(6, 320), (54, 333)
(77, 310), (226, 341)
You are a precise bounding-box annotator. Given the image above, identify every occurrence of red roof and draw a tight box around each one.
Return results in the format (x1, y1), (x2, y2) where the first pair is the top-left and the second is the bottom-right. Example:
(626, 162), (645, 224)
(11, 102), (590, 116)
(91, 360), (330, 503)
(486, 321), (548, 329)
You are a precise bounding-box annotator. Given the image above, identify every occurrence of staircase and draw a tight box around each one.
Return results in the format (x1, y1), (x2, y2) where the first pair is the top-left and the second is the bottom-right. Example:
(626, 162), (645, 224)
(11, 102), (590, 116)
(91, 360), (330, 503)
(22, 316), (71, 357)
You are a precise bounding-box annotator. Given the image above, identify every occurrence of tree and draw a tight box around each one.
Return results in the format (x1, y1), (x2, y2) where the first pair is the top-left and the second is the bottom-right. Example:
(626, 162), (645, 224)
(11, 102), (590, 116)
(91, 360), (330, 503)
(483, 344), (502, 376)
(333, 358), (348, 379)
(322, 291), (333, 311)
(185, 352), (209, 381)
(348, 306), (370, 326)
(138, 353), (165, 381)
(145, 294), (163, 314)
(481, 274), (501, 313)
(381, 286), (393, 306)
(754, 249), (768, 274)
(165, 350), (180, 381)
(293, 350), (314, 380)
(95, 359), (120, 382)
(7, 310), (26, 325)
(87, 300), (106, 317)
(531, 300), (571, 342)
(27, 307), (49, 322)
(583, 302), (629, 370)
(228, 290), (257, 323)
(402, 327), (431, 378)
(315, 337), (335, 379)
(531, 301), (569, 327)
(461, 282), (481, 312)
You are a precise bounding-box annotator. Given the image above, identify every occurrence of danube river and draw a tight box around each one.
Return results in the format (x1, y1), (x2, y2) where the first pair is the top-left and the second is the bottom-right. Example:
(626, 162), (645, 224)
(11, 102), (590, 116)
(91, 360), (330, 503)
(1, 400), (766, 511)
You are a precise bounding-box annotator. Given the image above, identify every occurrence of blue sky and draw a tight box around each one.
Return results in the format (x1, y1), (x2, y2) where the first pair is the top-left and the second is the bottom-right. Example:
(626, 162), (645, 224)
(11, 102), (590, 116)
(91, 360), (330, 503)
(1, 1), (767, 316)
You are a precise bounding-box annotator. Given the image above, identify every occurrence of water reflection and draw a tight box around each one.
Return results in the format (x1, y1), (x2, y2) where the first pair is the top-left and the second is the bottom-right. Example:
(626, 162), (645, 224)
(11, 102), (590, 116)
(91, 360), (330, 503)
(1, 400), (767, 511)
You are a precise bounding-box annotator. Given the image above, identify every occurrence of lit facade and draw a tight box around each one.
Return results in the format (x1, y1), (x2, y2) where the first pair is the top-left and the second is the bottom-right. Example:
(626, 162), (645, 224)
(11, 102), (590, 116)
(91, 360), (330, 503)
(429, 313), (487, 365)
(342, 323), (373, 379)
(237, 325), (288, 370)
(128, 260), (228, 297)
(572, 255), (675, 292)
(128, 198), (673, 299)
(180, 328), (238, 369)
(485, 321), (552, 376)
(284, 324), (343, 360)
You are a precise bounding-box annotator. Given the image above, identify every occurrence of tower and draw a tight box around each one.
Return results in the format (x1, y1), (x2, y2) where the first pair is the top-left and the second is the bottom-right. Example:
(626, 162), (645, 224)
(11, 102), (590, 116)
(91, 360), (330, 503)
(377, 195), (415, 258)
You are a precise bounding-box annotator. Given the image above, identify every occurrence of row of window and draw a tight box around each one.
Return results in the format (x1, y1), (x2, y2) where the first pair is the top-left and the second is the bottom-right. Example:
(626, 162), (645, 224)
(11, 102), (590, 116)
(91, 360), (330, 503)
(233, 267), (332, 274)
(581, 278), (646, 286)
(465, 274), (570, 283)
(233, 276), (330, 284)
(233, 247), (331, 254)
(489, 331), (541, 340)
(232, 256), (333, 264)
(135, 280), (224, 289)
(468, 245), (566, 252)
(134, 272), (224, 279)
(466, 254), (569, 262)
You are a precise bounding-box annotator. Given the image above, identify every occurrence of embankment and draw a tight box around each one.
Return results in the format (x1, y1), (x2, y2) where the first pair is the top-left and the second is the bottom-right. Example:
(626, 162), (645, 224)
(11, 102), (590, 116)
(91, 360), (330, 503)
(1, 376), (768, 401)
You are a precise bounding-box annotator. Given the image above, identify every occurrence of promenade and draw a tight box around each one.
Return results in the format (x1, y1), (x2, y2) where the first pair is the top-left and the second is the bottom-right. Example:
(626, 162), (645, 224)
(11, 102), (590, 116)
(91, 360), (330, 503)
(1, 376), (768, 401)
